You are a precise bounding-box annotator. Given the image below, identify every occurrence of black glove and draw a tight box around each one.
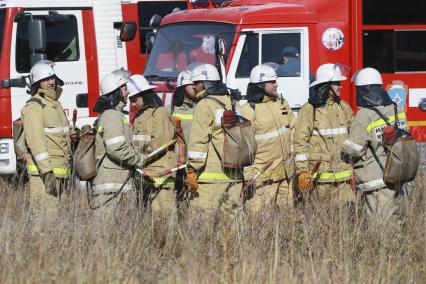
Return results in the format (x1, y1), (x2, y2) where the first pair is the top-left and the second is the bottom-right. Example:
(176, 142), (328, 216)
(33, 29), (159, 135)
(41, 171), (57, 196)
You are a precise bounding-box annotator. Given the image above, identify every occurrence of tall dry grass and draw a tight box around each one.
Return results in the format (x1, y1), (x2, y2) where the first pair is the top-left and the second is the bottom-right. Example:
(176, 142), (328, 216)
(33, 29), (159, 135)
(0, 174), (425, 283)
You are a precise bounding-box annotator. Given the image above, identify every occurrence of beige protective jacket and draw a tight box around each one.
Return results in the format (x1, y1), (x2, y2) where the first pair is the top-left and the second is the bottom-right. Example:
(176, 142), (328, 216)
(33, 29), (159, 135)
(188, 94), (243, 183)
(22, 87), (71, 178)
(92, 102), (144, 194)
(133, 106), (176, 187)
(242, 96), (295, 183)
(172, 99), (196, 144)
(293, 99), (353, 183)
(342, 105), (408, 191)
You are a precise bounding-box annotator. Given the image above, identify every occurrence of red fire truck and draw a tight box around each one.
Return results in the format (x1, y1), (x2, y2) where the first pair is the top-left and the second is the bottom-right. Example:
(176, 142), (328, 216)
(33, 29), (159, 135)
(0, 0), (187, 174)
(143, 0), (426, 139)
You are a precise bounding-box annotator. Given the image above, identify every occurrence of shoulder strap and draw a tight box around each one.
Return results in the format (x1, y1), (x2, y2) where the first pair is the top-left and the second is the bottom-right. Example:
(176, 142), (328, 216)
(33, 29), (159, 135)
(26, 97), (46, 108)
(368, 106), (391, 126)
(393, 103), (399, 126)
(367, 143), (384, 172)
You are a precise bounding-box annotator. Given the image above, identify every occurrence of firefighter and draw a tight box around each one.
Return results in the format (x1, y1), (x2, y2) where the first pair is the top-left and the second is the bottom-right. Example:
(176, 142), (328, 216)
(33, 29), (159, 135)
(22, 61), (78, 216)
(127, 74), (177, 211)
(293, 63), (355, 205)
(241, 64), (295, 212)
(90, 72), (145, 212)
(172, 64), (200, 140)
(342, 67), (409, 220)
(186, 63), (243, 210)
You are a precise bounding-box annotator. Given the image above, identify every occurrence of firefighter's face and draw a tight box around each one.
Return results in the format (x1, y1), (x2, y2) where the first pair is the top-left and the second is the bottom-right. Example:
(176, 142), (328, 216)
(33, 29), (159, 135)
(131, 95), (144, 110)
(264, 81), (278, 96)
(39, 76), (56, 90)
(120, 84), (129, 103)
(329, 82), (342, 97)
(193, 81), (205, 94)
(185, 84), (196, 100)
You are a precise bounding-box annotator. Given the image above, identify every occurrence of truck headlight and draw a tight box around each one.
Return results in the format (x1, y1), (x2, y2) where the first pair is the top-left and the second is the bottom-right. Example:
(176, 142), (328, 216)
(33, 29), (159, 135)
(0, 143), (9, 154)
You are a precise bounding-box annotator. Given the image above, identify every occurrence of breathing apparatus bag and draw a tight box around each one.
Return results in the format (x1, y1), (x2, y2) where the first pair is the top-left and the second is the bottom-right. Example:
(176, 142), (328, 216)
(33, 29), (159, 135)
(205, 96), (257, 169)
(368, 104), (419, 185)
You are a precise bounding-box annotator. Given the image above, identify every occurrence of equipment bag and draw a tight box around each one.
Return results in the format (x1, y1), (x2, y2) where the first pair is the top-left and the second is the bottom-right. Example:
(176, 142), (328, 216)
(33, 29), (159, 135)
(369, 104), (419, 185)
(73, 124), (97, 181)
(206, 97), (257, 169)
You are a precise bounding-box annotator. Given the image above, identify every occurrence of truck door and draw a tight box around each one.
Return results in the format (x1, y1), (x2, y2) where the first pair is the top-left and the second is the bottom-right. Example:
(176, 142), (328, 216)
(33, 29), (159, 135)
(10, 10), (89, 126)
(227, 27), (310, 108)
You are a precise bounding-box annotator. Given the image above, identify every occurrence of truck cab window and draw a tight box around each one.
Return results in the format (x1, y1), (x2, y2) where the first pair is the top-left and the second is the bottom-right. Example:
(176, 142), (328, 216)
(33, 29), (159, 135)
(262, 33), (301, 77)
(137, 1), (187, 53)
(16, 15), (79, 73)
(236, 33), (259, 78)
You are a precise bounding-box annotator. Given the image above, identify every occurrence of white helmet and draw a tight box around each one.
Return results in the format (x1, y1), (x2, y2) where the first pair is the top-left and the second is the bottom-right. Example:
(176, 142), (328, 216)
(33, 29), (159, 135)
(30, 60), (63, 85)
(190, 63), (221, 82)
(112, 68), (131, 81)
(176, 69), (193, 88)
(250, 64), (277, 83)
(353, 67), (383, 86)
(100, 72), (128, 95)
(127, 74), (157, 98)
(309, 63), (347, 87)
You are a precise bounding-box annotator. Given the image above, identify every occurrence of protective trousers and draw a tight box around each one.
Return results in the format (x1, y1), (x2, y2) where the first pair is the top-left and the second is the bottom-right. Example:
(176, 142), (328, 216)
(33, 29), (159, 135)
(244, 179), (293, 213)
(29, 175), (66, 218)
(363, 186), (406, 221)
(310, 181), (356, 204)
(190, 182), (242, 212)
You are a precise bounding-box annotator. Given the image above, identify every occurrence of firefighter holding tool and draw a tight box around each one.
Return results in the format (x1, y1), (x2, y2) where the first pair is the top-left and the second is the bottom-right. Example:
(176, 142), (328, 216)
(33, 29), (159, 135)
(127, 74), (177, 211)
(293, 63), (355, 205)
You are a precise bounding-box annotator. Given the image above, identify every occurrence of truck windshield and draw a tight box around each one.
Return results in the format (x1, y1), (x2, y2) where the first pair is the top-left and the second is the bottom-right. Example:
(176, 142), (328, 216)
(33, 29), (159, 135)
(144, 23), (235, 79)
(0, 9), (5, 63)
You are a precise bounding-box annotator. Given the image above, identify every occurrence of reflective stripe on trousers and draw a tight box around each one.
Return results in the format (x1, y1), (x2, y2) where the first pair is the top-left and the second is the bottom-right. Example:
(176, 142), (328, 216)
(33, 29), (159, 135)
(173, 113), (193, 120)
(27, 164), (70, 176)
(312, 170), (352, 182)
(198, 172), (241, 182)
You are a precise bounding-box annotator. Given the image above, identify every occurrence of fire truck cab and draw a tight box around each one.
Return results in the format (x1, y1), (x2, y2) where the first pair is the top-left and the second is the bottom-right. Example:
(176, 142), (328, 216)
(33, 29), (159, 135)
(0, 0), (186, 174)
(144, 0), (426, 138)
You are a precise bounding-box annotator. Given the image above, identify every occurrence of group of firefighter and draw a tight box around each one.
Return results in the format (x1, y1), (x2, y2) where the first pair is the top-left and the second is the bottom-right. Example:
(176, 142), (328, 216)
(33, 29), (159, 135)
(19, 59), (412, 222)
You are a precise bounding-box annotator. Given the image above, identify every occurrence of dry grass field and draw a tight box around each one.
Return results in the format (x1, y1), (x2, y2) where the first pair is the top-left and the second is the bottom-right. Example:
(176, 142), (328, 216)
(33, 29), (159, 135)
(0, 174), (425, 283)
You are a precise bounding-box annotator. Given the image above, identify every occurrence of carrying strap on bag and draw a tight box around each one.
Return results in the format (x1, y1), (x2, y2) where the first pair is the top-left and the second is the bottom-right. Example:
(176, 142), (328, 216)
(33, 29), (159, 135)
(366, 103), (398, 173)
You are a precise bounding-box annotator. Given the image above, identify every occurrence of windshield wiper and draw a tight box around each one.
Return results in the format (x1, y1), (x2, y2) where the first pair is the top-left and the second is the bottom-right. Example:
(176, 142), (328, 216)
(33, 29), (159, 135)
(144, 75), (177, 90)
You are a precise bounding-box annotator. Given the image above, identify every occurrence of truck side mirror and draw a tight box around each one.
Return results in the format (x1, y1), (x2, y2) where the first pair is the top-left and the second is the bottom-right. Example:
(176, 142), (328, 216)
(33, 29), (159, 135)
(149, 14), (162, 28)
(28, 18), (46, 53)
(1, 77), (27, 88)
(76, 93), (89, 108)
(419, 98), (426, 112)
(217, 38), (226, 56)
(120, 22), (137, 42)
